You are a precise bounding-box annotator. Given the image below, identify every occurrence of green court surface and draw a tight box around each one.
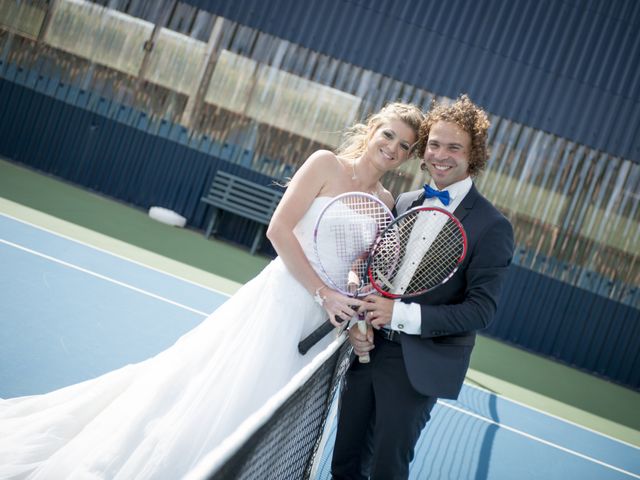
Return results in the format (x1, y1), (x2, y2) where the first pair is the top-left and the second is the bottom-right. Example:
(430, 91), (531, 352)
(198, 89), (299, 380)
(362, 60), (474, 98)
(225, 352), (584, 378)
(1, 157), (638, 447)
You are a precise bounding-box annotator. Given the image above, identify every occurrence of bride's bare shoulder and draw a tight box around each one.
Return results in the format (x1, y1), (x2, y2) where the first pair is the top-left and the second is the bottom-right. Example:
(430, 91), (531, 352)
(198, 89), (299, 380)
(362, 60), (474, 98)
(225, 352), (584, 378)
(306, 149), (341, 165)
(300, 150), (345, 178)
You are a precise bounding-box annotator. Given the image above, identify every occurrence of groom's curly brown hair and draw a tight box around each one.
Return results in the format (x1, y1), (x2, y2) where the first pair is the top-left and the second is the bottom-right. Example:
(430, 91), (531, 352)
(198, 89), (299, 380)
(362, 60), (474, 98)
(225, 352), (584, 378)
(415, 94), (490, 177)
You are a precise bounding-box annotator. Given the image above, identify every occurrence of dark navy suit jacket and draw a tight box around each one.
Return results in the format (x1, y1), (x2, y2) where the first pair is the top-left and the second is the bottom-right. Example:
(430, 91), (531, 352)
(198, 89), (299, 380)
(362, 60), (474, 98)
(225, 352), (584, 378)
(393, 184), (514, 399)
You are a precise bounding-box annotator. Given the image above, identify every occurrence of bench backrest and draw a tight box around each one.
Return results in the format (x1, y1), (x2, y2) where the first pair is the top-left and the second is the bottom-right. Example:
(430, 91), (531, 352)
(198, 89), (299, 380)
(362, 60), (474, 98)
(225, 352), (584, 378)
(204, 171), (284, 224)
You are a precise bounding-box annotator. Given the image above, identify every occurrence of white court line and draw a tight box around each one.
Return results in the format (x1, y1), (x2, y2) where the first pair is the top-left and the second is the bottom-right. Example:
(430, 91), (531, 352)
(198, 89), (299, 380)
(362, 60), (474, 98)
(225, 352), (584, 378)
(0, 212), (236, 296)
(440, 401), (640, 478)
(463, 381), (640, 450)
(3, 216), (637, 475)
(0, 238), (210, 318)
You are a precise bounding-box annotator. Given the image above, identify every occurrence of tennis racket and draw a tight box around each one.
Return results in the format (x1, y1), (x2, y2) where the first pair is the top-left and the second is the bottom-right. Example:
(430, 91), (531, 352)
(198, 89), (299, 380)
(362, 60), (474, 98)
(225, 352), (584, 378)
(297, 192), (394, 361)
(367, 206), (467, 299)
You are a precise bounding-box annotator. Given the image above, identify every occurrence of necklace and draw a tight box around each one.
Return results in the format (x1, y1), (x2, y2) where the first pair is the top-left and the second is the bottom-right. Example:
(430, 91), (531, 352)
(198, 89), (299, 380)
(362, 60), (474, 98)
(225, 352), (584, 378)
(351, 160), (379, 197)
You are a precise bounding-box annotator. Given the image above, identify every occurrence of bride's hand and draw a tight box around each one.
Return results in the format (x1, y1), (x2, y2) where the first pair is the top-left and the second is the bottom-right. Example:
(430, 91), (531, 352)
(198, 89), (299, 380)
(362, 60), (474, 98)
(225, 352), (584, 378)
(322, 290), (363, 327)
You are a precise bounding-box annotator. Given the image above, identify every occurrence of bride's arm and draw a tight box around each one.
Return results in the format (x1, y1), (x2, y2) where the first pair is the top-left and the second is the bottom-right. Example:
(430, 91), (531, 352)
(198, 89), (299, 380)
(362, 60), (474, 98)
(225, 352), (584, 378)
(266, 150), (361, 326)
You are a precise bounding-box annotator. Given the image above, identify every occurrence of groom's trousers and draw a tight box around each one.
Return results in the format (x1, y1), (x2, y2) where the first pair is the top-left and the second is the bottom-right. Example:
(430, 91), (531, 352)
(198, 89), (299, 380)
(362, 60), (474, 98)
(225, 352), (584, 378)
(331, 334), (437, 480)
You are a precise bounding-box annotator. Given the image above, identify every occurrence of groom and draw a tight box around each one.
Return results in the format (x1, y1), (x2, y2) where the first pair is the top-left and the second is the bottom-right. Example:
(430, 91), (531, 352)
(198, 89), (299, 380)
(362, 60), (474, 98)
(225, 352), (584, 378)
(331, 95), (515, 479)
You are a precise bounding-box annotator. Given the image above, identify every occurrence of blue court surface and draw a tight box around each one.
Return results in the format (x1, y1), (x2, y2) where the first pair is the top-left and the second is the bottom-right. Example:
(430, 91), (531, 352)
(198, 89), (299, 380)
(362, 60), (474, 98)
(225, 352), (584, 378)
(1, 213), (638, 480)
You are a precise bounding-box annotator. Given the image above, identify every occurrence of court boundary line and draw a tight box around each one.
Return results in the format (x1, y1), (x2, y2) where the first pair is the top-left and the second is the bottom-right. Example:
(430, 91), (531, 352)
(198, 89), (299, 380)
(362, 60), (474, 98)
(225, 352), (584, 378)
(0, 211), (238, 296)
(440, 401), (640, 478)
(462, 380), (640, 450)
(0, 238), (209, 317)
(3, 214), (638, 473)
(317, 390), (639, 478)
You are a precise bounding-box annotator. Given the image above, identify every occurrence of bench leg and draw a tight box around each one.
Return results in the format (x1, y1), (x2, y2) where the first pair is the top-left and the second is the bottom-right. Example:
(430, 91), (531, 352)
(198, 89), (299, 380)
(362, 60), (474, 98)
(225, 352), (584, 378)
(250, 225), (265, 255)
(204, 208), (220, 238)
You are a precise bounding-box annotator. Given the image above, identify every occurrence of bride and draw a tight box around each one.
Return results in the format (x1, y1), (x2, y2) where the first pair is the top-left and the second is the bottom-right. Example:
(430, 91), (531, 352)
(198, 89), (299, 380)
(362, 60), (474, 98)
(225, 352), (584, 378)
(0, 102), (422, 479)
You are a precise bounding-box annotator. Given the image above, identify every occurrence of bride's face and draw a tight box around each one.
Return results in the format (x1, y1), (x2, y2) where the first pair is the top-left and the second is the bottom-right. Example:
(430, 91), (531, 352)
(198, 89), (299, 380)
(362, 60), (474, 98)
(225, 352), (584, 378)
(365, 118), (417, 172)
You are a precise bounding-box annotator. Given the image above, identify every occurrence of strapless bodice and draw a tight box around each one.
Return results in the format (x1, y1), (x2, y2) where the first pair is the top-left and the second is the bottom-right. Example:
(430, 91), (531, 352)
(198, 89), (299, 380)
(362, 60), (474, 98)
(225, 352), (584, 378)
(293, 196), (383, 289)
(292, 196), (333, 275)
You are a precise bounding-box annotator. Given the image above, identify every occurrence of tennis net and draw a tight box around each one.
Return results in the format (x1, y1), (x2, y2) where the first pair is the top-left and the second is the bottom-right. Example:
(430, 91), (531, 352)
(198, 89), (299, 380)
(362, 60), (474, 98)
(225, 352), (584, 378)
(185, 334), (351, 480)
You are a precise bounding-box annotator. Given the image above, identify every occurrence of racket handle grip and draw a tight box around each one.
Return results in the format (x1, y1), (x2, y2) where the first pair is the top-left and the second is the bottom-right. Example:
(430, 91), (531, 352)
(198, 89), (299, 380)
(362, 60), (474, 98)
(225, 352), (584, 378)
(298, 319), (341, 355)
(357, 319), (370, 363)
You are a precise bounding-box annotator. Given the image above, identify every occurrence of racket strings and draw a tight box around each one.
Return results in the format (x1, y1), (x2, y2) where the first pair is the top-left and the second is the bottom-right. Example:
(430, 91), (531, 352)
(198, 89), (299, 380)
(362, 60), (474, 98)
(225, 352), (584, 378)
(369, 210), (465, 296)
(407, 220), (464, 292)
(316, 195), (393, 295)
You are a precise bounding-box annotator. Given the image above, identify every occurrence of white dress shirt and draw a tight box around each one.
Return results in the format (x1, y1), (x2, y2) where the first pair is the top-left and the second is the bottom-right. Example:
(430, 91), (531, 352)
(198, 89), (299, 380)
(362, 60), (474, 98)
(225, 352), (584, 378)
(389, 176), (473, 334)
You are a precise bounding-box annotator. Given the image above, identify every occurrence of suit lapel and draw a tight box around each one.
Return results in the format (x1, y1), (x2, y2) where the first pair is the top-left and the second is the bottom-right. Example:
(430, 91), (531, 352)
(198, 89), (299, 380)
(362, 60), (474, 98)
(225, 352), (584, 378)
(453, 183), (478, 223)
(395, 190), (424, 215)
(409, 192), (425, 210)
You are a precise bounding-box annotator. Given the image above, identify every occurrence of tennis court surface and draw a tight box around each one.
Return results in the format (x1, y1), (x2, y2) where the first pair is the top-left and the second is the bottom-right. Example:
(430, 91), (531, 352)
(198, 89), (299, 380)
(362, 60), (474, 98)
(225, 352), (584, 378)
(1, 211), (638, 479)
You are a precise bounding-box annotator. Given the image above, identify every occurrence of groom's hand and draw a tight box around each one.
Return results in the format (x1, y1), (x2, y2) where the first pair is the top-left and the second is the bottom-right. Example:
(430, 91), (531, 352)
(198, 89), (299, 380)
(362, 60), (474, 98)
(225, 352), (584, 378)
(348, 322), (374, 357)
(361, 295), (394, 329)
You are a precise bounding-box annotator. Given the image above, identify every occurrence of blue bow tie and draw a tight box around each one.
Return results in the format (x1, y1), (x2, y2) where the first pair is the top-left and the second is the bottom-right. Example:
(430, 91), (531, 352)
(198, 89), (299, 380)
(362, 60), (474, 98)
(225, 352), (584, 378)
(423, 184), (451, 206)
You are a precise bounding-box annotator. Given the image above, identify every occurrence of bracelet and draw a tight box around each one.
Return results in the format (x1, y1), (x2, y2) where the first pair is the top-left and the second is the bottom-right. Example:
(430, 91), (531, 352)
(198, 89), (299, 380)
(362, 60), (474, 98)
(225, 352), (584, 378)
(313, 286), (327, 307)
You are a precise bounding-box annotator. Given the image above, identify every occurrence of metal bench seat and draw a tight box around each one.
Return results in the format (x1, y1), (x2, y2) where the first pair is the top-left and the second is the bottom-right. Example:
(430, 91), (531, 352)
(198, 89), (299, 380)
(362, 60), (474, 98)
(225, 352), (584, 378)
(201, 170), (284, 254)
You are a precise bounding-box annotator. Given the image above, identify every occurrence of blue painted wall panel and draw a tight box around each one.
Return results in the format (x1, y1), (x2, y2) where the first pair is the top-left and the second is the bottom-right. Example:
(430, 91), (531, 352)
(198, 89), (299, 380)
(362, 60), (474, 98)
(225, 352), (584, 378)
(484, 264), (640, 388)
(0, 77), (282, 255)
(181, 0), (640, 162)
(1, 70), (638, 389)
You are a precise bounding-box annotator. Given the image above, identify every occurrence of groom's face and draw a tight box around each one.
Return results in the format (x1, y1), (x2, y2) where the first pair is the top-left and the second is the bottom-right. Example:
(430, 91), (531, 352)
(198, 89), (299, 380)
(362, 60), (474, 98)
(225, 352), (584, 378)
(423, 121), (471, 189)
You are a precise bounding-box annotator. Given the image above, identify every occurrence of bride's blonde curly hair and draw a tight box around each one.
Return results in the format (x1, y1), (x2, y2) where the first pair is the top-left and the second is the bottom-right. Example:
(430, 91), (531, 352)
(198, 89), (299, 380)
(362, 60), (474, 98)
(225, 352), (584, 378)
(336, 102), (424, 160)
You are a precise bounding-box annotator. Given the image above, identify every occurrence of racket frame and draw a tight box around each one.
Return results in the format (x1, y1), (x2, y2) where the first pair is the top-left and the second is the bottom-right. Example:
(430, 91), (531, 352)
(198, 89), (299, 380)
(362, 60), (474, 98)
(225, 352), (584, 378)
(311, 192), (394, 362)
(366, 206), (468, 299)
(312, 192), (394, 296)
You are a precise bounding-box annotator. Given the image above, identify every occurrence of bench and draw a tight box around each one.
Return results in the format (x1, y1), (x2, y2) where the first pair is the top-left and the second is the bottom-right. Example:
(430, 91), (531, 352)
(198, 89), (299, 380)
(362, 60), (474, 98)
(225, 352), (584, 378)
(200, 170), (284, 254)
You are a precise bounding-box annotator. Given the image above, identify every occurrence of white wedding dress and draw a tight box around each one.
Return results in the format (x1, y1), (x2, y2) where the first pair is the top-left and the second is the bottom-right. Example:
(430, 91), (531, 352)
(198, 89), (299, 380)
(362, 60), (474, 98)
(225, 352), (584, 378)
(0, 197), (343, 480)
